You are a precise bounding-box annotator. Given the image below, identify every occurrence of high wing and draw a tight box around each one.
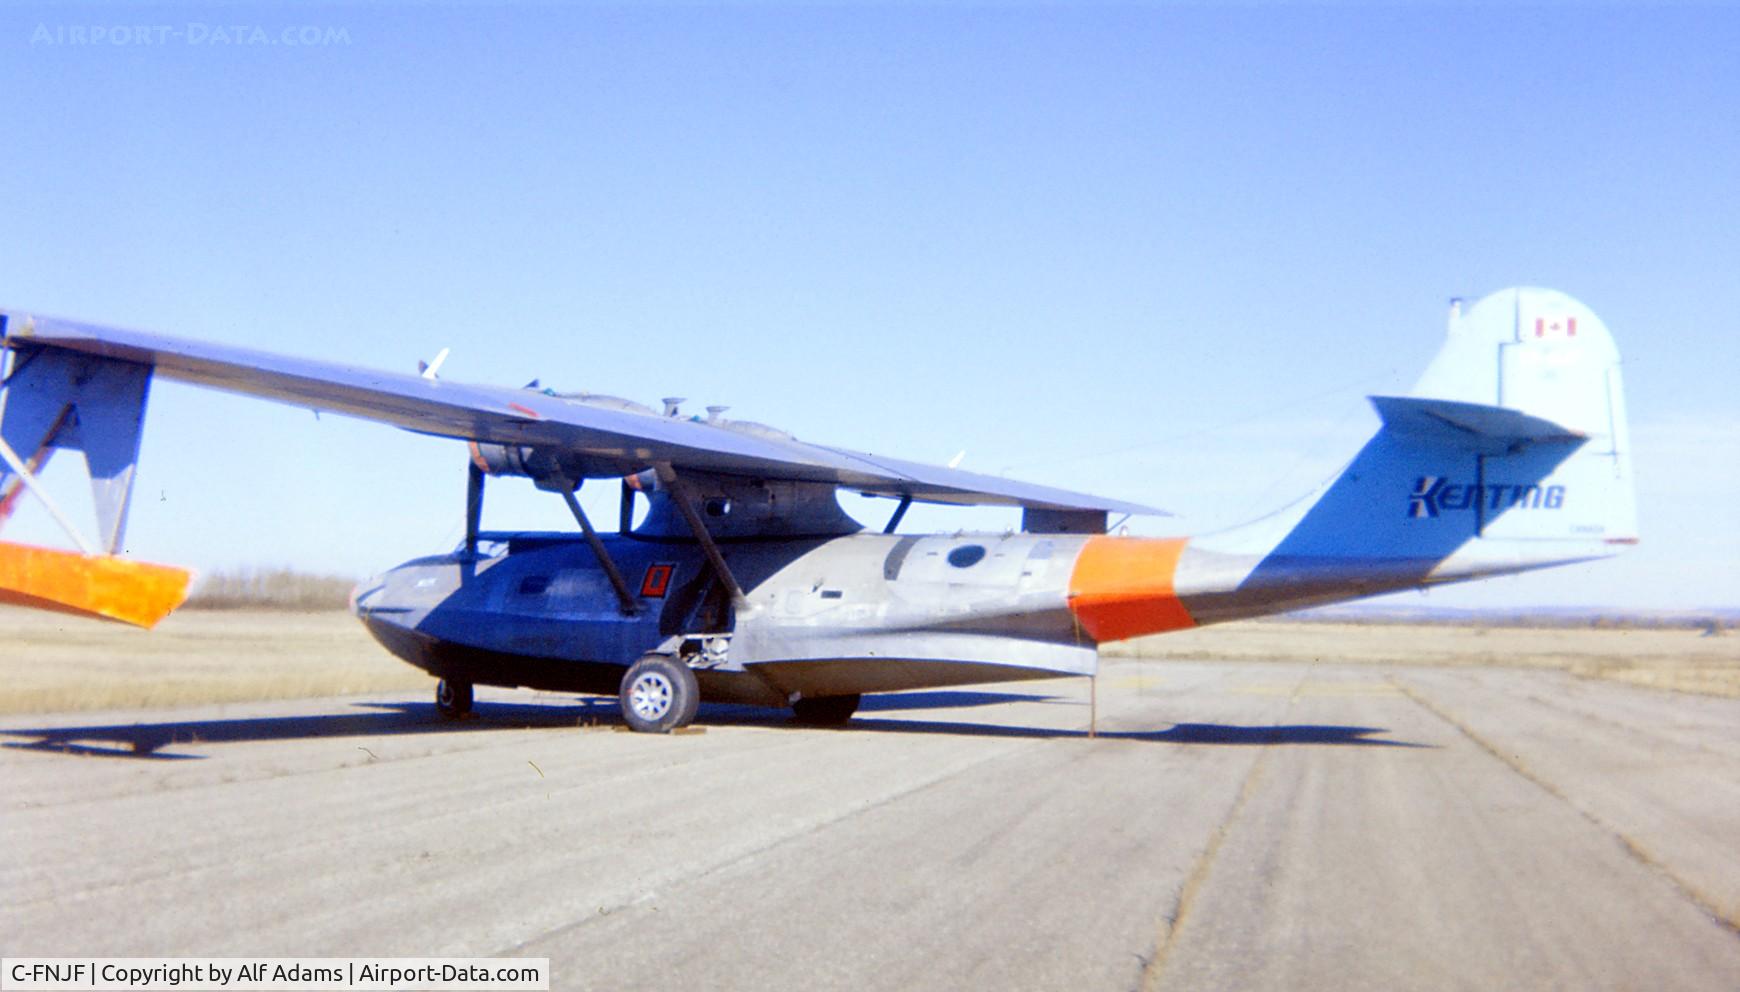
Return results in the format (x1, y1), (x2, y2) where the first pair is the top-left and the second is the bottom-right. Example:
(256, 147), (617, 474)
(0, 311), (1163, 516)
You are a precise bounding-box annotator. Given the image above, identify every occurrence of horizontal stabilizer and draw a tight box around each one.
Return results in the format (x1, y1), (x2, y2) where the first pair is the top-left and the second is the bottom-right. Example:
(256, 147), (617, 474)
(1367, 395), (1586, 453)
(0, 541), (191, 628)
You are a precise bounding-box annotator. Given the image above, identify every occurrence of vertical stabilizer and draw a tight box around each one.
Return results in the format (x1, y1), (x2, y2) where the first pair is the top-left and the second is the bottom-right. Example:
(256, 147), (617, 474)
(1406, 287), (1635, 547)
(1173, 287), (1636, 626)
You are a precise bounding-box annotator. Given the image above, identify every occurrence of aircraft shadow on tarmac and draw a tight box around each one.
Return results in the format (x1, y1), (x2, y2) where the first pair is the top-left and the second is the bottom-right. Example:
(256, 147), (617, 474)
(834, 717), (1429, 747)
(0, 689), (1427, 759)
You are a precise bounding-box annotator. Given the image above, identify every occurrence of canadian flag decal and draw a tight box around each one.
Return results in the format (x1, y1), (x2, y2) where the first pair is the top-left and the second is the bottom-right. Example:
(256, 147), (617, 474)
(1534, 316), (1578, 338)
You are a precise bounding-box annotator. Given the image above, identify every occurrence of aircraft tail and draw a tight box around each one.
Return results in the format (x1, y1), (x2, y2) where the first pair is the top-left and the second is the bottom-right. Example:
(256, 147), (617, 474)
(1171, 287), (1636, 624)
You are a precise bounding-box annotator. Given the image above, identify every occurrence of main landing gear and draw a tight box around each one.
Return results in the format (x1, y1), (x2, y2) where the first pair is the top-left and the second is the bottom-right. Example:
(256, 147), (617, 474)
(612, 655), (866, 732)
(435, 679), (473, 719)
(619, 654), (701, 734)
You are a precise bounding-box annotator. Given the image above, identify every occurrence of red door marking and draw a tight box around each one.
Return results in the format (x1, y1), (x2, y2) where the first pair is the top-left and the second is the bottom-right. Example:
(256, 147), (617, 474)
(640, 563), (675, 598)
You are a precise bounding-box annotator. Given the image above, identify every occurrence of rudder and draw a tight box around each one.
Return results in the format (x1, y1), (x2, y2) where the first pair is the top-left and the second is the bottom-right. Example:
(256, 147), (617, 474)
(1401, 287), (1635, 550)
(1180, 287), (1636, 623)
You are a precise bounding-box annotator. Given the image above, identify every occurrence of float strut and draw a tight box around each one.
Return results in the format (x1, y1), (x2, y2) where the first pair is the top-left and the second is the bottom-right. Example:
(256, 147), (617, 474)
(0, 433), (100, 555)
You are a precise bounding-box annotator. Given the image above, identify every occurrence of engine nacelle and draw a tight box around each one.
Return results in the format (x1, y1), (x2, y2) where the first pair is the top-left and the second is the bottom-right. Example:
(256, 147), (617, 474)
(467, 442), (591, 492)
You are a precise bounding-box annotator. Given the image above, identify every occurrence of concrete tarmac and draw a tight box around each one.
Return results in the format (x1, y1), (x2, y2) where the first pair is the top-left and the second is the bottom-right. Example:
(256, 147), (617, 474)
(3, 659), (1738, 991)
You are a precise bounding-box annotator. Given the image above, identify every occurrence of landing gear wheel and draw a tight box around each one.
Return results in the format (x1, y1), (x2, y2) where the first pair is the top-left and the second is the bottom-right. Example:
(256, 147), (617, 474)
(791, 693), (861, 727)
(436, 679), (473, 719)
(619, 654), (700, 733)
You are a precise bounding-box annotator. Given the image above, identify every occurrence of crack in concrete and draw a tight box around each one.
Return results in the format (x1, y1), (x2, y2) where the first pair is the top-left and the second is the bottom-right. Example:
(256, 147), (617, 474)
(1136, 673), (1305, 991)
(1392, 675), (1740, 941)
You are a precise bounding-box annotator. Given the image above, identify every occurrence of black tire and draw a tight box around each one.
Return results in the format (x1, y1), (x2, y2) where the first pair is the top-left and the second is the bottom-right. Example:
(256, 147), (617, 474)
(619, 654), (700, 733)
(436, 679), (473, 719)
(791, 693), (861, 727)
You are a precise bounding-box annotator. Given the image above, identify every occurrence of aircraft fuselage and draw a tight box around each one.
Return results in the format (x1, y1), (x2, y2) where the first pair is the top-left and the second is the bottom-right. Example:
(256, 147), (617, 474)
(353, 530), (1107, 708)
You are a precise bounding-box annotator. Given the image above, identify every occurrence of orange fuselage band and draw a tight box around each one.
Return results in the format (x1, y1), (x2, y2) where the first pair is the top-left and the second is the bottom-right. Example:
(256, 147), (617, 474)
(0, 541), (191, 629)
(1067, 536), (1196, 643)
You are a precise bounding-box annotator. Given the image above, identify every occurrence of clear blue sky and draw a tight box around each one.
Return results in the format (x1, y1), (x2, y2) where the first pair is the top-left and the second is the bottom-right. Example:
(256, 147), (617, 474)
(2, 3), (1736, 610)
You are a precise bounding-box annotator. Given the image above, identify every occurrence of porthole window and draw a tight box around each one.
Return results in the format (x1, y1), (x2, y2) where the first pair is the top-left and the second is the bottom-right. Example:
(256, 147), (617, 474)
(947, 544), (987, 568)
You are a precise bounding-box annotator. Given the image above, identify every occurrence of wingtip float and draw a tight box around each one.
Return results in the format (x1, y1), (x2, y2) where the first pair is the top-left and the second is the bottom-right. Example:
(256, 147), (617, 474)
(0, 540), (190, 629)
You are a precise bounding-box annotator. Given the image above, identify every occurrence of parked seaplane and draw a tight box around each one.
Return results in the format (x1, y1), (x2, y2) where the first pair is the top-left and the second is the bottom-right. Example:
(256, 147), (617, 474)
(0, 288), (1635, 731)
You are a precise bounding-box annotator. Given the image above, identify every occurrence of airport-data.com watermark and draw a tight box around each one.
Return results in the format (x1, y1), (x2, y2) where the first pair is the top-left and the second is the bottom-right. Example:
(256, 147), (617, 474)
(3, 958), (548, 990)
(29, 23), (352, 48)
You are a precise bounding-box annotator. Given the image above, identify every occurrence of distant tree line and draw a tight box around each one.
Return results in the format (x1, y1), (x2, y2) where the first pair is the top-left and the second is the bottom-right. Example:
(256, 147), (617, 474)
(1279, 607), (1735, 633)
(185, 568), (357, 611)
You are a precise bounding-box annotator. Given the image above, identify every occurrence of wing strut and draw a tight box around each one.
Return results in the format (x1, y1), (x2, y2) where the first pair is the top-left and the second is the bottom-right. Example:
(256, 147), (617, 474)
(557, 488), (639, 616)
(882, 494), (912, 535)
(654, 462), (749, 609)
(463, 460), (485, 558)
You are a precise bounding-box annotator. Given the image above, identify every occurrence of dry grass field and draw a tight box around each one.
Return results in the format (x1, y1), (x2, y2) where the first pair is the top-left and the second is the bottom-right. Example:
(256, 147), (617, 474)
(1106, 620), (1740, 698)
(1, 606), (1736, 715)
(0, 606), (430, 715)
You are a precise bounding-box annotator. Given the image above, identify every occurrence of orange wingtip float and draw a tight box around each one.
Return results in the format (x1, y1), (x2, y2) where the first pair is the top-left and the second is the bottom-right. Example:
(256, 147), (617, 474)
(0, 541), (191, 629)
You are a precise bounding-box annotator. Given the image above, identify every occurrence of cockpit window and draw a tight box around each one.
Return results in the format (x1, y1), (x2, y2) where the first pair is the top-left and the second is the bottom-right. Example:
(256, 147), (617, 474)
(459, 537), (512, 559)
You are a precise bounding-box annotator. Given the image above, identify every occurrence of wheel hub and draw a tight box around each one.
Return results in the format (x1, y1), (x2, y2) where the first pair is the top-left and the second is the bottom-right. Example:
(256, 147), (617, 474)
(628, 672), (674, 721)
